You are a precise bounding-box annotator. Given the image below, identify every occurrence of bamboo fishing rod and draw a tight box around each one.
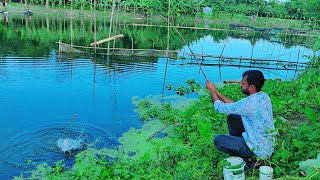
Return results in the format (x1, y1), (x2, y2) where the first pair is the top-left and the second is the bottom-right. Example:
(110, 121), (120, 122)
(157, 13), (208, 80)
(161, 0), (238, 81)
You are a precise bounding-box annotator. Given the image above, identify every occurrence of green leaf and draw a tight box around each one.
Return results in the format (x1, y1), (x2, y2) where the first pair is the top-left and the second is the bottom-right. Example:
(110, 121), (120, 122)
(292, 139), (306, 149)
(299, 154), (320, 179)
(302, 106), (317, 123)
(275, 167), (282, 177)
(314, 35), (320, 51)
(184, 102), (202, 121)
(270, 95), (281, 109)
(197, 120), (212, 140)
(102, 169), (112, 177)
(143, 153), (151, 161)
(281, 149), (290, 160)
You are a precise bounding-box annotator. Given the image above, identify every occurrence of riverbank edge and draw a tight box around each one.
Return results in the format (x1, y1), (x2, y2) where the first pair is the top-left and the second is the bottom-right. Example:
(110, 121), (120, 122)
(3, 2), (320, 35)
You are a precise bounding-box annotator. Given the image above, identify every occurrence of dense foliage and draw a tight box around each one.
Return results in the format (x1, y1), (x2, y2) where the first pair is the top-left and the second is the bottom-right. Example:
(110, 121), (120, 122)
(10, 0), (320, 26)
(14, 56), (319, 179)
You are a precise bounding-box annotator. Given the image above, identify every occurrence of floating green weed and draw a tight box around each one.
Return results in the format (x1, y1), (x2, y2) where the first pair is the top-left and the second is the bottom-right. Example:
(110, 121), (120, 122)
(166, 79), (201, 96)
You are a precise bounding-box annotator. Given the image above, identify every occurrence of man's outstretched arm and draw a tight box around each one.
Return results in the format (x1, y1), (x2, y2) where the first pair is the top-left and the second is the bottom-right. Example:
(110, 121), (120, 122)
(216, 91), (234, 103)
(206, 80), (234, 103)
(206, 80), (219, 102)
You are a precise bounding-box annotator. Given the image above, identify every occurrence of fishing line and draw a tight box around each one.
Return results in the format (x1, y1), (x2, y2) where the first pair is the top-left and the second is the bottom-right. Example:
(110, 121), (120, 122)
(57, 114), (87, 153)
(61, 114), (86, 140)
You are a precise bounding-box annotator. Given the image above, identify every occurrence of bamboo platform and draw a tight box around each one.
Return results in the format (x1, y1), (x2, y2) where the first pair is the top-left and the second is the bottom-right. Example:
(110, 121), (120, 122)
(57, 42), (307, 71)
(57, 41), (179, 58)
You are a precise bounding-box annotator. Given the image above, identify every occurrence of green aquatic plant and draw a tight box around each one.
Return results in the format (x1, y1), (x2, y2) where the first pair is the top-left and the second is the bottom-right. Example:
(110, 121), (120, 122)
(166, 79), (201, 96)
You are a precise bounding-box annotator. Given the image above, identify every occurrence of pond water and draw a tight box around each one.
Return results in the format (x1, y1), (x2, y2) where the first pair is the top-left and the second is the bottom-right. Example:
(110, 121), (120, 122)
(0, 14), (315, 178)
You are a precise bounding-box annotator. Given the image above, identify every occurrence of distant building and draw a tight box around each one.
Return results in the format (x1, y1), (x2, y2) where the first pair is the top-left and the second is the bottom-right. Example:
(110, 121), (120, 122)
(203, 7), (212, 14)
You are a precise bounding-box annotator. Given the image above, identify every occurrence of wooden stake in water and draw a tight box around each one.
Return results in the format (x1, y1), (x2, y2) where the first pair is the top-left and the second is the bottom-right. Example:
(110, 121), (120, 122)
(161, 0), (171, 99)
(107, 0), (116, 55)
(70, 16), (73, 46)
(94, 4), (97, 54)
(219, 44), (226, 67)
(294, 49), (300, 78)
(166, 0), (171, 58)
(286, 52), (292, 78)
(131, 37), (134, 55)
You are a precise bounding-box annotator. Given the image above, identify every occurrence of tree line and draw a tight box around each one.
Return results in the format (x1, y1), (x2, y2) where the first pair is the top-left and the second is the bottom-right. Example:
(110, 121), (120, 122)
(7, 0), (320, 26)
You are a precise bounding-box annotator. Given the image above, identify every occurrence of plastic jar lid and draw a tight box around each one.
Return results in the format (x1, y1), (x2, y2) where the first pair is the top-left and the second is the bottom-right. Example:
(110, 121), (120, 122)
(259, 166), (274, 175)
(225, 156), (245, 169)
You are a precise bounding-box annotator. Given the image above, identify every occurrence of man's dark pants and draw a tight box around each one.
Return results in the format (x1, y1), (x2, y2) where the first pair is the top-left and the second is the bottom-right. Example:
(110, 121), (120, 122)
(214, 114), (255, 166)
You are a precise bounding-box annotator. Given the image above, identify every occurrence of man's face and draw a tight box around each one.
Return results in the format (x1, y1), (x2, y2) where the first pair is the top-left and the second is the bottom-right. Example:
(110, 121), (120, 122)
(241, 76), (250, 96)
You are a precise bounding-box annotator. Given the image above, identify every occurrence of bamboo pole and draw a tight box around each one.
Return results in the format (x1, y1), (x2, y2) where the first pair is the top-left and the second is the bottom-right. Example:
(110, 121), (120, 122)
(70, 16), (73, 46)
(147, 124), (171, 140)
(219, 44), (226, 67)
(112, 0), (121, 54)
(275, 45), (282, 77)
(161, 0), (171, 99)
(58, 40), (61, 52)
(166, 0), (171, 58)
(131, 37), (134, 55)
(286, 52), (292, 78)
(94, 1), (96, 54)
(201, 45), (204, 62)
(250, 42), (254, 68)
(294, 49), (300, 78)
(90, 34), (124, 46)
(107, 0), (116, 55)
(147, 122), (182, 140)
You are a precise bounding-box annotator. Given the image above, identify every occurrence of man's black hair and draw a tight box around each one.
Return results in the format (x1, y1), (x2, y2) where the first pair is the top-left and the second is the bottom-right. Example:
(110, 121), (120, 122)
(242, 70), (265, 92)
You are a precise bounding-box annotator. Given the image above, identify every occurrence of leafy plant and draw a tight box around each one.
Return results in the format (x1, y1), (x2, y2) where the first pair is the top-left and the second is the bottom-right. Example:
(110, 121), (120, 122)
(314, 35), (320, 52)
(299, 154), (320, 179)
(166, 79), (201, 96)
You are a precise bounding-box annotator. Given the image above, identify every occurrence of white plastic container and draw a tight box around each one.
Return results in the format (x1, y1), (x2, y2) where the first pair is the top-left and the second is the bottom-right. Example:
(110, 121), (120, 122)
(259, 166), (273, 180)
(223, 157), (246, 180)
